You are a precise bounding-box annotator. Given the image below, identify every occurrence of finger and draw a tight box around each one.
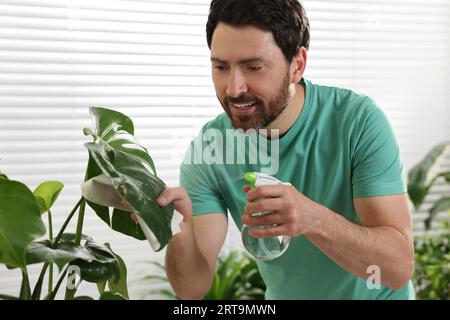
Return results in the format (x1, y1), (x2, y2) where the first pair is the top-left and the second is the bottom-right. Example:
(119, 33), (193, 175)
(157, 187), (192, 220)
(130, 213), (138, 223)
(241, 211), (284, 227)
(248, 224), (288, 238)
(158, 187), (190, 206)
(246, 185), (287, 202)
(244, 198), (282, 215)
(242, 185), (251, 193)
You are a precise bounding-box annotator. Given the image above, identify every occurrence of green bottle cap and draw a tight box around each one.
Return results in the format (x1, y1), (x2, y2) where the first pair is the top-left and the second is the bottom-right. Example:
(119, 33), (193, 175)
(244, 172), (257, 189)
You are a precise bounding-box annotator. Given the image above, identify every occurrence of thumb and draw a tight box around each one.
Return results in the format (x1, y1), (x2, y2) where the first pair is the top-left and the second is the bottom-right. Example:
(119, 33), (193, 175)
(157, 187), (190, 207)
(157, 187), (192, 220)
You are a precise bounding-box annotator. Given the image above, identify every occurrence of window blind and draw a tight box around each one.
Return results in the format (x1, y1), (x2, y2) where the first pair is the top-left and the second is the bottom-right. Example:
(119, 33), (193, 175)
(0, 0), (449, 298)
(302, 0), (450, 236)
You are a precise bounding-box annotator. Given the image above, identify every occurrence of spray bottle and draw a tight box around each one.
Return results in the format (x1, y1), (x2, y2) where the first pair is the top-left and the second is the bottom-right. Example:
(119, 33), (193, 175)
(242, 172), (291, 260)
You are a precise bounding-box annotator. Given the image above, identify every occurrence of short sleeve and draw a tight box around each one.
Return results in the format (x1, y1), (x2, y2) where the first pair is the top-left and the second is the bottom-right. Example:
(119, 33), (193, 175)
(351, 104), (407, 198)
(179, 143), (228, 216)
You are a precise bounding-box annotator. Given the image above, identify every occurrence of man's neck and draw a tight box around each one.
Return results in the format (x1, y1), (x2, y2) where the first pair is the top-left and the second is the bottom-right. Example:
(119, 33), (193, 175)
(265, 82), (305, 139)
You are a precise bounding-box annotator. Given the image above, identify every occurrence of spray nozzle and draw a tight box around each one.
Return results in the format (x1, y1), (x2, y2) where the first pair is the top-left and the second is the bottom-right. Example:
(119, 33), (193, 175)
(241, 171), (291, 261)
(244, 172), (257, 189)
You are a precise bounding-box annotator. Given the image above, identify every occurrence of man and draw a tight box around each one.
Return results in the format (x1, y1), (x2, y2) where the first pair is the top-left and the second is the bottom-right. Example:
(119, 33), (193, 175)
(157, 0), (415, 299)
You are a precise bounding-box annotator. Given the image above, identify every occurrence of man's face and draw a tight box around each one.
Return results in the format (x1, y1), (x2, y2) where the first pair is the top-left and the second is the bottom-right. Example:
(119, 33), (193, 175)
(210, 22), (293, 131)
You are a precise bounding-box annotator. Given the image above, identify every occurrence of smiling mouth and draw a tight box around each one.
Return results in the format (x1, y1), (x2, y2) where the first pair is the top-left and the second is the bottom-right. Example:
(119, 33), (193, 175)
(230, 101), (258, 109)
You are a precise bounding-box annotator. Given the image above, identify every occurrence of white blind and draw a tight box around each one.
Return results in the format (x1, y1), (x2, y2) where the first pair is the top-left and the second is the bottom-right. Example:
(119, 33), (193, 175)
(302, 0), (450, 235)
(0, 0), (449, 298)
(0, 0), (221, 299)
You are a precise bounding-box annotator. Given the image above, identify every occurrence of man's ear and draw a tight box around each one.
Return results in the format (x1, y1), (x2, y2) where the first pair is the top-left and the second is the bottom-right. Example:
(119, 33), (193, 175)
(291, 47), (307, 83)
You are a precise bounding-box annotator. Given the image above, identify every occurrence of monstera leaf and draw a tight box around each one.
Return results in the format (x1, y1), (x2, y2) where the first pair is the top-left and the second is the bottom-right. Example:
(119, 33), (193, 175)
(99, 292), (127, 300)
(70, 239), (120, 284)
(26, 240), (93, 271)
(408, 142), (450, 210)
(0, 179), (46, 268)
(96, 243), (129, 299)
(25, 234), (108, 270)
(82, 107), (174, 251)
(426, 197), (450, 230)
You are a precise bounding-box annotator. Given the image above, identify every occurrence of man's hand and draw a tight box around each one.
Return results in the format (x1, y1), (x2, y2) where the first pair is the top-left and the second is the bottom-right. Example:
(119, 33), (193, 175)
(241, 184), (322, 238)
(156, 187), (194, 242)
(120, 186), (194, 238)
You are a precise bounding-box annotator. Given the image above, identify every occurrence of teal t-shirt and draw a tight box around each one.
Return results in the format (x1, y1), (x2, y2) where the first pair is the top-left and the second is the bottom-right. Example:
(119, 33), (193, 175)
(179, 78), (415, 300)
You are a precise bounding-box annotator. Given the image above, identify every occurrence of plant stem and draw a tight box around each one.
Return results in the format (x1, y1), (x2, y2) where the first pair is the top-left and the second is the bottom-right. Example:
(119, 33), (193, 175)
(65, 197), (86, 300)
(47, 209), (53, 293)
(74, 199), (86, 245)
(48, 209), (53, 240)
(20, 268), (32, 300)
(53, 197), (83, 245)
(45, 265), (69, 300)
(48, 265), (54, 295)
(32, 263), (49, 300)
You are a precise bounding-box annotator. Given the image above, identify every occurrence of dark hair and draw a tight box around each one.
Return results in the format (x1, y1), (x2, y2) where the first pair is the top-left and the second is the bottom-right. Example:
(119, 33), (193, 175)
(206, 0), (310, 62)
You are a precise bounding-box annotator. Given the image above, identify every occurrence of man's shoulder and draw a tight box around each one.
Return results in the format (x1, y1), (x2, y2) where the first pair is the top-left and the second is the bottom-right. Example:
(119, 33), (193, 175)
(312, 80), (376, 108)
(308, 79), (380, 120)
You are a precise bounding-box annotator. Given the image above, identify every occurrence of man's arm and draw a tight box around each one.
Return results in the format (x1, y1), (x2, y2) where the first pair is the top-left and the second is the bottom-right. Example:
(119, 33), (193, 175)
(165, 212), (228, 299)
(158, 186), (228, 300)
(242, 186), (414, 290)
(305, 193), (414, 290)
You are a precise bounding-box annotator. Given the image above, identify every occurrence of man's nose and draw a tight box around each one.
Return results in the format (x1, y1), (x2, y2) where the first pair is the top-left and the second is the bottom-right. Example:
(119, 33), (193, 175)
(226, 69), (248, 98)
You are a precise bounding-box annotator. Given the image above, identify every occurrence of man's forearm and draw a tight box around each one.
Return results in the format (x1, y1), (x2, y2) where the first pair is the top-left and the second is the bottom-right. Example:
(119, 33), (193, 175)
(165, 233), (213, 299)
(306, 204), (414, 290)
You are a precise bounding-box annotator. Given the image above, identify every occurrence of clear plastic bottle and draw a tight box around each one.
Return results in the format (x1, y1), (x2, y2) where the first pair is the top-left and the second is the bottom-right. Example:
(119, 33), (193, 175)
(241, 172), (291, 260)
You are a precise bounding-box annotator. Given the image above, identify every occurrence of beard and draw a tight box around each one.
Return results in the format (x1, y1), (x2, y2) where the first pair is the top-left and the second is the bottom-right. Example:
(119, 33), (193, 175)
(218, 70), (291, 131)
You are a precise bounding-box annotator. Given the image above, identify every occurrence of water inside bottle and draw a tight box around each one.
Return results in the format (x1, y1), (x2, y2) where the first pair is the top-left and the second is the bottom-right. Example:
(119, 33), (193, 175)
(241, 224), (290, 260)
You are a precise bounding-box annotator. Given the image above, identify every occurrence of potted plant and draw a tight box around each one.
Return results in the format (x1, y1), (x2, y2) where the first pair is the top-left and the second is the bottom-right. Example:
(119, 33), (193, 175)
(139, 250), (266, 300)
(0, 107), (174, 300)
(407, 141), (450, 299)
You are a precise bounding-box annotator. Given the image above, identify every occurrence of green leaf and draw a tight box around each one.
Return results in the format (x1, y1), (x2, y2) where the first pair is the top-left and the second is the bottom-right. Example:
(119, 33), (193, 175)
(99, 291), (127, 300)
(87, 201), (111, 226)
(71, 259), (115, 284)
(407, 142), (450, 210)
(105, 243), (129, 299)
(83, 107), (174, 250)
(84, 107), (156, 174)
(69, 240), (118, 284)
(440, 171), (450, 183)
(0, 179), (46, 268)
(74, 295), (95, 300)
(84, 240), (116, 263)
(97, 280), (107, 295)
(25, 240), (95, 270)
(84, 141), (174, 251)
(426, 197), (450, 230)
(33, 181), (64, 214)
(111, 208), (146, 240)
(58, 233), (92, 243)
(0, 293), (19, 300)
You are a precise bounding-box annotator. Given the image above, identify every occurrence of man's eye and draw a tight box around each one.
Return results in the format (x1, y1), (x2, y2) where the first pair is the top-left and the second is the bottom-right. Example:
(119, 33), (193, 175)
(214, 65), (227, 71)
(248, 66), (262, 72)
